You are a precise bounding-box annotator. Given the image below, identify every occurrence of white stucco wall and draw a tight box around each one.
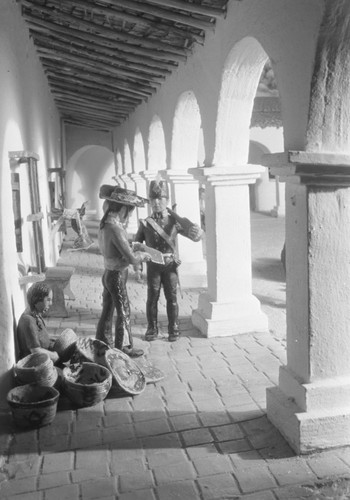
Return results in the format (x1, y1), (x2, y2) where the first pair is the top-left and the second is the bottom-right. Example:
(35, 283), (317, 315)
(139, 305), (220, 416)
(65, 146), (115, 219)
(109, 0), (323, 166)
(0, 0), (61, 405)
(249, 126), (285, 214)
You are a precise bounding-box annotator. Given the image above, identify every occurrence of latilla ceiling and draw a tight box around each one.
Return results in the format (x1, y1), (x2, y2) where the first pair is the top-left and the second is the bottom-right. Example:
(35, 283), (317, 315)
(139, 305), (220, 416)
(20, 0), (229, 132)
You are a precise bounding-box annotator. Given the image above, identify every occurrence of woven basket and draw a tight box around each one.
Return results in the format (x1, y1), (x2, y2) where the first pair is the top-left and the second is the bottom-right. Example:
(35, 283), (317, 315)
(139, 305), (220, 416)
(7, 384), (59, 428)
(14, 353), (58, 387)
(75, 339), (146, 395)
(104, 348), (146, 395)
(63, 362), (112, 407)
(53, 328), (78, 362)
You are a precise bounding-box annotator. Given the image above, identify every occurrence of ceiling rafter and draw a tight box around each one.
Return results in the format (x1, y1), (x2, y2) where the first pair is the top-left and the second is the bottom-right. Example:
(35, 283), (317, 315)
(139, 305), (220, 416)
(58, 0), (208, 41)
(19, 0), (229, 130)
(34, 35), (169, 80)
(24, 17), (179, 69)
(22, 1), (189, 56)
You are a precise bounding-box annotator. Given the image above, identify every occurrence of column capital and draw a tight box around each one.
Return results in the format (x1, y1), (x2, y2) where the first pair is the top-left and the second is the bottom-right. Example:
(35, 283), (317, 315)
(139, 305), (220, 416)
(263, 150), (350, 186)
(188, 165), (265, 186)
(129, 172), (143, 182)
(139, 170), (158, 181)
(160, 169), (198, 184)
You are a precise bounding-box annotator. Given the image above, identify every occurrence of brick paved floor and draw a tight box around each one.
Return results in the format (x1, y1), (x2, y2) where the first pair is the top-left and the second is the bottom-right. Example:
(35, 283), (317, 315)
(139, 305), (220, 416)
(1, 214), (350, 499)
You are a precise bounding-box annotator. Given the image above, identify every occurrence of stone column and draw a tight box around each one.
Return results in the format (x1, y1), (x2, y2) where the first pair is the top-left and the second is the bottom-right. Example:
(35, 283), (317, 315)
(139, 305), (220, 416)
(265, 151), (350, 453)
(120, 174), (138, 235)
(161, 170), (207, 288)
(189, 166), (268, 337)
(140, 170), (158, 217)
(130, 172), (148, 220)
(112, 174), (124, 187)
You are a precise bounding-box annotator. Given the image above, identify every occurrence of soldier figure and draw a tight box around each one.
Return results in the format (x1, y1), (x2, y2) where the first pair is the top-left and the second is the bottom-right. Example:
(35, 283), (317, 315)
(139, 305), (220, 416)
(134, 179), (203, 342)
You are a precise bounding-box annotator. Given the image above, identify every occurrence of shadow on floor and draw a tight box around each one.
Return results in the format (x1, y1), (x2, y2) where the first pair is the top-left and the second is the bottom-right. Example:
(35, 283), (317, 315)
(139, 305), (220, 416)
(252, 258), (286, 283)
(1, 403), (295, 460)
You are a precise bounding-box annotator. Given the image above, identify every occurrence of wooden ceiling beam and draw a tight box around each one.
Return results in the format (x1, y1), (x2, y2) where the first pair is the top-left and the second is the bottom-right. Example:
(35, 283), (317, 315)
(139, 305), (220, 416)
(63, 119), (115, 132)
(57, 105), (123, 123)
(43, 63), (153, 98)
(51, 89), (133, 114)
(46, 73), (143, 104)
(59, 0), (211, 33)
(141, 0), (226, 19)
(58, 0), (205, 41)
(62, 116), (118, 129)
(47, 77), (140, 106)
(56, 102), (124, 119)
(31, 31), (171, 78)
(36, 46), (163, 86)
(22, 1), (189, 57)
(24, 17), (178, 70)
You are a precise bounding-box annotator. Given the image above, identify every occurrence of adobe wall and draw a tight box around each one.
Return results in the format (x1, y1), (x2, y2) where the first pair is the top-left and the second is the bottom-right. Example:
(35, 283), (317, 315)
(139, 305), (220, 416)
(0, 0), (61, 405)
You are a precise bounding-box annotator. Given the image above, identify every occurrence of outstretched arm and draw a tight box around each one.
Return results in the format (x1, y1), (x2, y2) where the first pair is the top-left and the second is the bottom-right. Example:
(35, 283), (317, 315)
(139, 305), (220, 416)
(111, 226), (150, 265)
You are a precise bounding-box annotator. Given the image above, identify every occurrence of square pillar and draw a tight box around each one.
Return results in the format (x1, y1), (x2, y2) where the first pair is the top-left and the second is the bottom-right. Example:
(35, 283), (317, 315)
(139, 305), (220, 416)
(161, 170), (207, 288)
(120, 174), (138, 235)
(130, 173), (148, 220)
(140, 170), (158, 217)
(265, 151), (350, 453)
(188, 166), (268, 337)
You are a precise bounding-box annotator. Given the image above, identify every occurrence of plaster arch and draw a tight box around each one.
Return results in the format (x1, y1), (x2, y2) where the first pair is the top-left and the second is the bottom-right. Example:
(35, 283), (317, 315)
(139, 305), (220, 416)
(148, 115), (167, 172)
(123, 140), (132, 174)
(66, 145), (114, 218)
(171, 91), (202, 171)
(214, 37), (269, 167)
(115, 150), (123, 177)
(0, 120), (25, 406)
(133, 127), (146, 173)
(248, 141), (272, 213)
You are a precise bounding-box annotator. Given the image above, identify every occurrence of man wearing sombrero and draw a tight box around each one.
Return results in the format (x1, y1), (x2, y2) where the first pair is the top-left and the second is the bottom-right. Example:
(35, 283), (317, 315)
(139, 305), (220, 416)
(96, 185), (151, 357)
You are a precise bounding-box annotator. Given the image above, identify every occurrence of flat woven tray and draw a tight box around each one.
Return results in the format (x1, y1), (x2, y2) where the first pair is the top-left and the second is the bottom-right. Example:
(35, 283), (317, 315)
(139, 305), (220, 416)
(75, 338), (145, 395)
(133, 357), (164, 384)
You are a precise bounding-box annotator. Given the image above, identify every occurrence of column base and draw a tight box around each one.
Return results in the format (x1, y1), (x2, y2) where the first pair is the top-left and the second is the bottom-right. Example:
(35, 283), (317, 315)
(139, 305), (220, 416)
(179, 261), (207, 289)
(192, 292), (268, 337)
(267, 386), (350, 454)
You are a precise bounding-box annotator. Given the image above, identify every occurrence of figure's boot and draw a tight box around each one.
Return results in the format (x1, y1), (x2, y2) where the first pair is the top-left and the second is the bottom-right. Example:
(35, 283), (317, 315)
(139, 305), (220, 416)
(115, 317), (144, 357)
(145, 299), (159, 341)
(167, 301), (180, 342)
(96, 318), (114, 347)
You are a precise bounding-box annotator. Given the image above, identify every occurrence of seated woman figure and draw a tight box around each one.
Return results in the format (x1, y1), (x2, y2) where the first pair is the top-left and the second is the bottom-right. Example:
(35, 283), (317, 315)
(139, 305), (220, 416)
(17, 282), (59, 363)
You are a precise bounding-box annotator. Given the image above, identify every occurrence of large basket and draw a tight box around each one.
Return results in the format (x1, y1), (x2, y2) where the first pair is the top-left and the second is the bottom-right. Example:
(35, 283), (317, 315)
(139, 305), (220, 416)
(63, 362), (112, 407)
(14, 352), (58, 387)
(75, 338), (146, 395)
(53, 328), (78, 362)
(7, 384), (59, 429)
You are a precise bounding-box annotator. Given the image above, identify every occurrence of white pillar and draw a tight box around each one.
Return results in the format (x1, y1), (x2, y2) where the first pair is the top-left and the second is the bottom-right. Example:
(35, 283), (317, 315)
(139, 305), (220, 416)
(120, 174), (138, 235)
(130, 172), (148, 220)
(161, 170), (207, 288)
(140, 170), (158, 217)
(189, 166), (268, 337)
(265, 151), (350, 453)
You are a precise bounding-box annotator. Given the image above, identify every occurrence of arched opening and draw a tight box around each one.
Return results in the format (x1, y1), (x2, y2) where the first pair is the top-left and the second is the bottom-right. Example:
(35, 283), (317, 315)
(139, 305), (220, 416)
(171, 91), (202, 171)
(214, 37), (268, 167)
(148, 115), (166, 172)
(133, 128), (146, 173)
(66, 145), (114, 219)
(124, 140), (132, 174)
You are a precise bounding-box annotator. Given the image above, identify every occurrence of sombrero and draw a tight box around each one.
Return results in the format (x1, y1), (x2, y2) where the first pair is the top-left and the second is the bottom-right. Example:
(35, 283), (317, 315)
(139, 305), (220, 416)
(99, 185), (148, 208)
